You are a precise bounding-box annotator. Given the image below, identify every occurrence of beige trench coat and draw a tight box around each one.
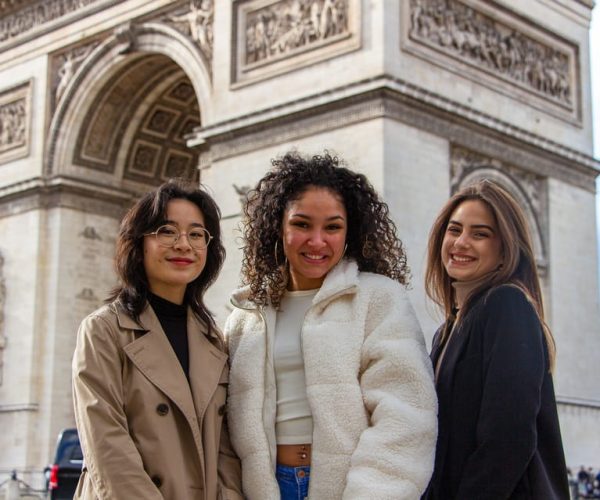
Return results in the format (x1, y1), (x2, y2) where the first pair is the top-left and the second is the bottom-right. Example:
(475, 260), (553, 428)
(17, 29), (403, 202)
(72, 300), (242, 500)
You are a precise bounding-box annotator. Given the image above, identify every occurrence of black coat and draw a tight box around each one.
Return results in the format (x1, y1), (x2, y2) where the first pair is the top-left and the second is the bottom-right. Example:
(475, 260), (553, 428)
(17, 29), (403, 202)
(424, 285), (569, 500)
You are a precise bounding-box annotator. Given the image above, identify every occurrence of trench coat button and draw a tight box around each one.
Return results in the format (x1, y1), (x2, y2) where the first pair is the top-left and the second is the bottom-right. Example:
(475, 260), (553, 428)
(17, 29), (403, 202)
(218, 404), (226, 416)
(151, 475), (162, 487)
(156, 403), (169, 416)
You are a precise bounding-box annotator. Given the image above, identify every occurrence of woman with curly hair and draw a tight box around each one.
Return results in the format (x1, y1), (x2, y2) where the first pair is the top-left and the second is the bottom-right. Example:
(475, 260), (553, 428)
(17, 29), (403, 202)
(423, 180), (568, 499)
(224, 151), (437, 499)
(72, 180), (242, 500)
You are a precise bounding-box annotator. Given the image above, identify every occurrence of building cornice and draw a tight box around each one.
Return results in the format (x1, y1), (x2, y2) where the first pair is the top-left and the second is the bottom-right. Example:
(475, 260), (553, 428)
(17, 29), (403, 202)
(187, 75), (599, 192)
(0, 176), (142, 219)
(557, 395), (600, 410)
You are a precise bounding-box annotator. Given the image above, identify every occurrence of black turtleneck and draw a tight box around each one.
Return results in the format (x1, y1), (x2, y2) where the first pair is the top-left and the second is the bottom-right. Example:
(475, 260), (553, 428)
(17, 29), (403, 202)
(148, 293), (189, 379)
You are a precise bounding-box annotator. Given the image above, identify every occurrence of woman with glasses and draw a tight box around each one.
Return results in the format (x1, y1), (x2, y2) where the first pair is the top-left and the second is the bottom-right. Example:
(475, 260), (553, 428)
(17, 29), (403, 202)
(224, 151), (437, 499)
(72, 180), (242, 500)
(423, 180), (568, 499)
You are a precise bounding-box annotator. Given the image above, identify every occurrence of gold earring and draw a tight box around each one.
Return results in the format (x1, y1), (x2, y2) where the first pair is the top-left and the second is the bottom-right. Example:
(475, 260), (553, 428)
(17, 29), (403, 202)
(274, 240), (287, 268)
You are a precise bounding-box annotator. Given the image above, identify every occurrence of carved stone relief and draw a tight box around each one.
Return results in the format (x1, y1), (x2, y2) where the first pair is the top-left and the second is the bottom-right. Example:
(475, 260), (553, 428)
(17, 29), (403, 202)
(162, 0), (214, 65)
(406, 0), (578, 120)
(0, 251), (6, 386)
(50, 41), (100, 111)
(0, 0), (102, 48)
(0, 81), (31, 165)
(244, 0), (349, 65)
(233, 0), (360, 85)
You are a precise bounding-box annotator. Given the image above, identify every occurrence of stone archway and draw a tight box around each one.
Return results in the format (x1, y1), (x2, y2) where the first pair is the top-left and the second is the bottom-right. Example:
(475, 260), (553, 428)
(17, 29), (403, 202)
(46, 22), (212, 185)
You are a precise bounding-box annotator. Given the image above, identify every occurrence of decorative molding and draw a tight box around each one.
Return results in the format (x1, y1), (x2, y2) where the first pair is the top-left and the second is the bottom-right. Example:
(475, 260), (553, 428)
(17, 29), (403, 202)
(0, 0), (119, 52)
(161, 0), (214, 67)
(0, 80), (31, 165)
(557, 395), (600, 410)
(188, 75), (598, 192)
(0, 176), (140, 220)
(0, 250), (5, 386)
(403, 0), (580, 124)
(232, 0), (360, 86)
(450, 146), (545, 214)
(0, 403), (39, 413)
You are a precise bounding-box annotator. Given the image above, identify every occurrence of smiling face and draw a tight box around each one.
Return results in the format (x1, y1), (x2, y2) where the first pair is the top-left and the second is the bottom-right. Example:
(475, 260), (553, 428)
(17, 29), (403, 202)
(282, 186), (348, 291)
(441, 199), (503, 283)
(143, 198), (208, 304)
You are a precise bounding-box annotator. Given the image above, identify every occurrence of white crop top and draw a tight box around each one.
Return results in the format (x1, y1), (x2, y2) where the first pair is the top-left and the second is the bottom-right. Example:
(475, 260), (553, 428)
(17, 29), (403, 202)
(273, 289), (317, 445)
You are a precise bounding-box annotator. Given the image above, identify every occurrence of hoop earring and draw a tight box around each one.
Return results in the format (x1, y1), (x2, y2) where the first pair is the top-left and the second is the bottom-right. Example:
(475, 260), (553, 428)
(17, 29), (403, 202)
(274, 240), (287, 268)
(361, 239), (373, 259)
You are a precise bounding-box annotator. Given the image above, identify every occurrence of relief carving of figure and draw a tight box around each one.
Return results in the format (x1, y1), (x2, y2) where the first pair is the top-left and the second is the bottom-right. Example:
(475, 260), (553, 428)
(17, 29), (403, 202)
(0, 100), (27, 151)
(408, 0), (573, 104)
(169, 0), (214, 58)
(55, 46), (94, 103)
(244, 0), (349, 66)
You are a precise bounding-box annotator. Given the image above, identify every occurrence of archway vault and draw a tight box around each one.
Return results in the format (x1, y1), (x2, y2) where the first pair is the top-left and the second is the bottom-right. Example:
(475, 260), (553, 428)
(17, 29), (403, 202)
(46, 22), (211, 188)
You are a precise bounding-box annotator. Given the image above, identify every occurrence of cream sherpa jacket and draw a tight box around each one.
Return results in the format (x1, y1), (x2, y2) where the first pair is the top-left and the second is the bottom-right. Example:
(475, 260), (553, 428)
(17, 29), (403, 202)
(224, 259), (437, 500)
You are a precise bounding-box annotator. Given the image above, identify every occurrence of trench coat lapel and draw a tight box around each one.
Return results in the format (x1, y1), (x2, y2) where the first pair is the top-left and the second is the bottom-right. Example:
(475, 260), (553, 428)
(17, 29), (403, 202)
(120, 305), (198, 430)
(187, 313), (227, 419)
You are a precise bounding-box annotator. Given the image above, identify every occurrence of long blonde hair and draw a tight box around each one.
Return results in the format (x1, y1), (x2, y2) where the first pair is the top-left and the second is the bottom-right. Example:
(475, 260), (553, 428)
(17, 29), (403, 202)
(424, 180), (556, 371)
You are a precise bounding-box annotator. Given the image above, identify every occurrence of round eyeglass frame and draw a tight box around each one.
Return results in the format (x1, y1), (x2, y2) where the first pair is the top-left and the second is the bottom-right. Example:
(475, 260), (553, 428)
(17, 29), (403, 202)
(144, 224), (213, 250)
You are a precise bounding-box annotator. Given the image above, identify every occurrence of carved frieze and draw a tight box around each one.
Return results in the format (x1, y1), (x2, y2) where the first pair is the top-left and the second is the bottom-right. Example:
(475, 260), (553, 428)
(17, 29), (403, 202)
(405, 0), (579, 121)
(233, 0), (360, 85)
(0, 0), (102, 49)
(162, 0), (214, 65)
(0, 81), (31, 165)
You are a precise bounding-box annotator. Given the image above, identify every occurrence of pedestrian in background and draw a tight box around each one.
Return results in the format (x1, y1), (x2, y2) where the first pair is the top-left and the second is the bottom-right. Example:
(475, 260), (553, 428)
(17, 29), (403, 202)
(72, 180), (242, 499)
(225, 151), (437, 499)
(423, 180), (569, 499)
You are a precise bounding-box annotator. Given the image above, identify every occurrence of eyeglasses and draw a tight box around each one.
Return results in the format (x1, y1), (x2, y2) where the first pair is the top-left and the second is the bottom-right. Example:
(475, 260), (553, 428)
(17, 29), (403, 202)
(144, 224), (213, 250)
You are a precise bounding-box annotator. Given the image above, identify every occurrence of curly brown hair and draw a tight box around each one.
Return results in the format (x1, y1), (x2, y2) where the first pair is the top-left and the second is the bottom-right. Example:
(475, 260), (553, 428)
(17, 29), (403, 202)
(241, 151), (409, 308)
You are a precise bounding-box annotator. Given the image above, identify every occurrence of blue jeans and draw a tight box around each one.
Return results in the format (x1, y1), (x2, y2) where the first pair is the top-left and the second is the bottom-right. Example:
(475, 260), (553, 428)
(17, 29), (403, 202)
(276, 464), (310, 500)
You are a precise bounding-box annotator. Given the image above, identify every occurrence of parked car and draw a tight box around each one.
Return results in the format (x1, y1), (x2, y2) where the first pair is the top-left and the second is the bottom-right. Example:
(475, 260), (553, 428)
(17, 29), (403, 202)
(47, 428), (83, 499)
